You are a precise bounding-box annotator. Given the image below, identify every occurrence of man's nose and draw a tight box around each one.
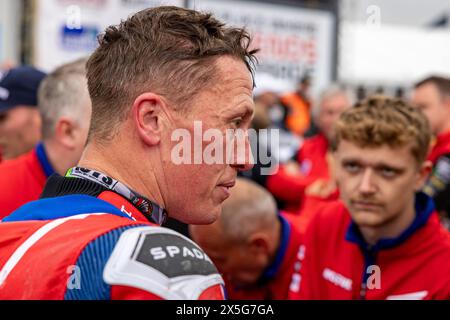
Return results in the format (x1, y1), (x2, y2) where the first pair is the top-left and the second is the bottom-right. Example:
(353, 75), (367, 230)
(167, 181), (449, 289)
(230, 134), (254, 172)
(359, 169), (376, 194)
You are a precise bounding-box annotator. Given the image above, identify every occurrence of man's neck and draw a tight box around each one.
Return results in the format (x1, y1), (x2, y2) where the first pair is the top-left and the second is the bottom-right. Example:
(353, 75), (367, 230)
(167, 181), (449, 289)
(358, 203), (416, 247)
(42, 140), (67, 176)
(78, 142), (166, 209)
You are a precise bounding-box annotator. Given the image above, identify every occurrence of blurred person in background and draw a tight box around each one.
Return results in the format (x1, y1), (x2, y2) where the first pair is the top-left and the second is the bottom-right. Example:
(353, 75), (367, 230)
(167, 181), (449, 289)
(280, 74), (313, 137)
(190, 178), (303, 300)
(412, 76), (450, 229)
(239, 73), (301, 187)
(289, 97), (450, 300)
(0, 66), (46, 162)
(0, 58), (91, 218)
(267, 84), (353, 212)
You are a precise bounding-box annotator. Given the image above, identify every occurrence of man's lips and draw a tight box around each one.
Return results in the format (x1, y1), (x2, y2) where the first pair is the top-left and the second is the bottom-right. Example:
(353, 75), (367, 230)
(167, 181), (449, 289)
(218, 180), (236, 188)
(217, 180), (236, 198)
(351, 200), (383, 209)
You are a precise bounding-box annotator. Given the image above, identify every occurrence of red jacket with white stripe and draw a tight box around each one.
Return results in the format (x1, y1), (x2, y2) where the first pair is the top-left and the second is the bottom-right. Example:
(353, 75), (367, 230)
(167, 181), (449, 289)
(0, 176), (224, 300)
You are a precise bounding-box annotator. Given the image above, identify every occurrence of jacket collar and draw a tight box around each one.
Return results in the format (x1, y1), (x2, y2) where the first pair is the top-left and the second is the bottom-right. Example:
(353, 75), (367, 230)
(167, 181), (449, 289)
(258, 213), (291, 284)
(35, 142), (55, 178)
(345, 192), (435, 252)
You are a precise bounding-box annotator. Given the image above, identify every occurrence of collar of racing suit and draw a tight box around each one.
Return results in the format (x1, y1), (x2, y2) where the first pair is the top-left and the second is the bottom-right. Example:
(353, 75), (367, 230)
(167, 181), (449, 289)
(345, 191), (435, 253)
(63, 167), (167, 225)
(2, 168), (167, 225)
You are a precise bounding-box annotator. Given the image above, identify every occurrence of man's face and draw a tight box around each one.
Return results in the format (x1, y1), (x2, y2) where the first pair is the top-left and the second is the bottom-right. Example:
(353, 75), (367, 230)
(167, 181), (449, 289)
(334, 140), (426, 229)
(317, 93), (350, 140)
(190, 224), (267, 288)
(161, 57), (255, 224)
(0, 105), (41, 160)
(412, 83), (449, 135)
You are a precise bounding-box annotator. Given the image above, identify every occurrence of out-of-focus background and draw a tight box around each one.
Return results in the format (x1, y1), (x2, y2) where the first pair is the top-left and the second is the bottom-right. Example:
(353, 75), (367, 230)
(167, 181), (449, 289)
(1, 0), (450, 99)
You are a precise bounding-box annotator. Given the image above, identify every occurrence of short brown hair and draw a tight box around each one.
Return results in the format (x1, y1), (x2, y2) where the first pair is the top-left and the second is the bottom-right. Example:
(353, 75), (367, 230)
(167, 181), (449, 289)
(415, 76), (450, 98)
(86, 6), (258, 142)
(331, 96), (431, 165)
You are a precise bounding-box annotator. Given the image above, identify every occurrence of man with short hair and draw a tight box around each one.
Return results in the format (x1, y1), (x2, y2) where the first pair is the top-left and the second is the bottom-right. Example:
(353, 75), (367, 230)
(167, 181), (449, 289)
(412, 76), (450, 227)
(0, 58), (91, 218)
(190, 178), (303, 300)
(0, 6), (256, 300)
(289, 96), (450, 300)
(0, 66), (46, 161)
(267, 85), (352, 212)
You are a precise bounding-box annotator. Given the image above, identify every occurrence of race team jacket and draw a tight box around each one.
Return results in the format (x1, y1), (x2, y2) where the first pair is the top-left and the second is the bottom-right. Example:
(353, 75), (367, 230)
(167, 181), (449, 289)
(424, 130), (450, 226)
(267, 133), (330, 212)
(288, 193), (450, 300)
(0, 167), (225, 300)
(0, 143), (55, 219)
(224, 213), (303, 300)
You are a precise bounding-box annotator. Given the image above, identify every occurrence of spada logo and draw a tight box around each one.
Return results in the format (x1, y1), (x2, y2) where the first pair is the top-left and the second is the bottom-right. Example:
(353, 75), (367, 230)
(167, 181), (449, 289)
(60, 24), (99, 51)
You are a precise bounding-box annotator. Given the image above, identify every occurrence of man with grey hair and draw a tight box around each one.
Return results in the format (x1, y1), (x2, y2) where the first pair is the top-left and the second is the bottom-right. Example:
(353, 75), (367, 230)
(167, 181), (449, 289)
(267, 84), (353, 212)
(190, 177), (303, 300)
(0, 58), (91, 218)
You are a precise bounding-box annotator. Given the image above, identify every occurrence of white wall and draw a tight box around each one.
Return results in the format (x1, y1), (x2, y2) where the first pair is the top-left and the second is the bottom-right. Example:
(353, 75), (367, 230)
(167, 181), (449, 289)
(0, 0), (22, 64)
(339, 21), (450, 86)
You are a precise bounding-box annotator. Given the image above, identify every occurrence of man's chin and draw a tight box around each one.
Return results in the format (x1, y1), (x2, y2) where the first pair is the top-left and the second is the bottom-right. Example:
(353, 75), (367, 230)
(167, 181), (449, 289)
(350, 210), (383, 226)
(177, 207), (221, 225)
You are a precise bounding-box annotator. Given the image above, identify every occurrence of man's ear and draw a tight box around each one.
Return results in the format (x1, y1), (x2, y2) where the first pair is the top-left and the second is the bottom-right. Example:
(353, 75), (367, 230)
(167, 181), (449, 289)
(54, 117), (77, 149)
(415, 160), (433, 191)
(133, 93), (166, 146)
(247, 232), (271, 255)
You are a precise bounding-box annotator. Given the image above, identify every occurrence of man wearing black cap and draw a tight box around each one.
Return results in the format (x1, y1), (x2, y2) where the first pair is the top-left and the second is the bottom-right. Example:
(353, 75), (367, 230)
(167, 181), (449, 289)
(0, 66), (46, 161)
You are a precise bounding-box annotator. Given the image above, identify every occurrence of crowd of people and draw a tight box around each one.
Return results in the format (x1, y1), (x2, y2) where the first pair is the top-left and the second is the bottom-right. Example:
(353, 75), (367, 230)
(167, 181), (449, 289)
(0, 5), (449, 300)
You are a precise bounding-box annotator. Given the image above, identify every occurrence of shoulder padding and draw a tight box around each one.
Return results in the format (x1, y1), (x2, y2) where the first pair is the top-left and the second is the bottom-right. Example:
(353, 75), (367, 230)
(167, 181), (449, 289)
(103, 226), (224, 300)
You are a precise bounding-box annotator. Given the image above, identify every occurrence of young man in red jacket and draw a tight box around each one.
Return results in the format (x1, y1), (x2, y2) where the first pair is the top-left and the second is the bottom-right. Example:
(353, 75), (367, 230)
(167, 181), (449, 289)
(267, 85), (352, 212)
(412, 76), (450, 228)
(289, 96), (450, 300)
(190, 178), (303, 300)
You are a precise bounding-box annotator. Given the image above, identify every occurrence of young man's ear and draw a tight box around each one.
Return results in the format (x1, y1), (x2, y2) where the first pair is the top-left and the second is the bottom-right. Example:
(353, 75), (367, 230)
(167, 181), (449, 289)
(133, 93), (165, 146)
(415, 160), (433, 191)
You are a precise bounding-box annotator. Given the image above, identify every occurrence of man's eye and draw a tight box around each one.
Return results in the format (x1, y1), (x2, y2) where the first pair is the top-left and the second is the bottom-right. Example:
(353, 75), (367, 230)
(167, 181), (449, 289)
(344, 163), (360, 173)
(231, 118), (243, 127)
(379, 168), (396, 178)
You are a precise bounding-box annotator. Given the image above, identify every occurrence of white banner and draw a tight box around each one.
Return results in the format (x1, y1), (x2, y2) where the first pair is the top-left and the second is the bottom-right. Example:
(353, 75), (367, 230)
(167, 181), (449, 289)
(0, 0), (21, 65)
(34, 0), (184, 72)
(190, 0), (335, 96)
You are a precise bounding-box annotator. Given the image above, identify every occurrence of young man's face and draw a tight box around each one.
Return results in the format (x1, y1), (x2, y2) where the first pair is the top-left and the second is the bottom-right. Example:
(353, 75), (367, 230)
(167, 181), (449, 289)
(0, 106), (41, 160)
(334, 140), (428, 229)
(412, 83), (450, 136)
(161, 56), (255, 224)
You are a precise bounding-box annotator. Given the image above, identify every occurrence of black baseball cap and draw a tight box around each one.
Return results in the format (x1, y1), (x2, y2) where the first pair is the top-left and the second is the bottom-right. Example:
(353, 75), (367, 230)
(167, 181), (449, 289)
(0, 66), (47, 112)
